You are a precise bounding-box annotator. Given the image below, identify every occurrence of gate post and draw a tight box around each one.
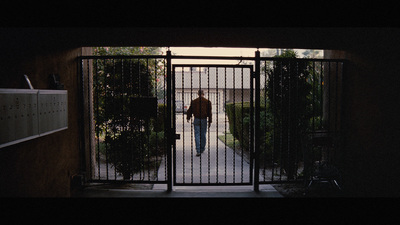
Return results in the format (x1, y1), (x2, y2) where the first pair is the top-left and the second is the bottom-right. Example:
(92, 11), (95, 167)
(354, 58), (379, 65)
(254, 50), (261, 192)
(166, 49), (173, 192)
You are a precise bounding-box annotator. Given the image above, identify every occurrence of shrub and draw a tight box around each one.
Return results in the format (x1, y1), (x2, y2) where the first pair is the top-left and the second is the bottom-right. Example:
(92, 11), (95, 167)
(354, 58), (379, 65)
(93, 56), (166, 179)
(225, 102), (270, 152)
(225, 102), (252, 150)
(266, 49), (314, 179)
(151, 104), (166, 132)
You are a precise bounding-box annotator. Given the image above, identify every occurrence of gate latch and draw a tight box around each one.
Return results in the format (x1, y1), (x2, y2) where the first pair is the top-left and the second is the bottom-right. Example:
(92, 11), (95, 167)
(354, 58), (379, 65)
(175, 133), (180, 140)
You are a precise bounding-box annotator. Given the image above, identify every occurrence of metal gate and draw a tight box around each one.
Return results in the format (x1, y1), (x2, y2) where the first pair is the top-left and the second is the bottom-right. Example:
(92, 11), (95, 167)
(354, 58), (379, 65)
(256, 57), (344, 186)
(79, 55), (170, 185)
(172, 65), (254, 186)
(79, 50), (344, 191)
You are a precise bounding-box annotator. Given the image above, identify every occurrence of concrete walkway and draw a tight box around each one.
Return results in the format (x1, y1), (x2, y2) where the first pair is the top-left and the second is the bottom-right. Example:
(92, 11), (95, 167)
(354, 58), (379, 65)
(170, 113), (250, 184)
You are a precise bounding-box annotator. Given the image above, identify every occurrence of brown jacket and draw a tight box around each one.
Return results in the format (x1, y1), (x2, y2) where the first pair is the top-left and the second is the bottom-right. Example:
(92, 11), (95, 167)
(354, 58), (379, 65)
(186, 97), (212, 123)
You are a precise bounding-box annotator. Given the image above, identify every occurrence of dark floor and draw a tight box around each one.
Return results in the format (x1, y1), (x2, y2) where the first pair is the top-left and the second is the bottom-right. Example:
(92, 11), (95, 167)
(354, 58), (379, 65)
(272, 181), (347, 197)
(72, 181), (347, 198)
(72, 184), (284, 198)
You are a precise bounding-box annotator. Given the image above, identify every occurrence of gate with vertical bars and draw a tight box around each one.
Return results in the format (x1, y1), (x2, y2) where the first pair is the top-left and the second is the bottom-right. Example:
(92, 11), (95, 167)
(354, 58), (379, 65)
(172, 64), (254, 186)
(79, 50), (345, 191)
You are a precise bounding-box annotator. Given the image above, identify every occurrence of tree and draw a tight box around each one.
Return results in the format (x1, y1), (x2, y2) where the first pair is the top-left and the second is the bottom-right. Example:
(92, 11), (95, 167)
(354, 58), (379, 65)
(93, 46), (162, 56)
(92, 47), (165, 180)
(266, 50), (313, 180)
(302, 49), (321, 58)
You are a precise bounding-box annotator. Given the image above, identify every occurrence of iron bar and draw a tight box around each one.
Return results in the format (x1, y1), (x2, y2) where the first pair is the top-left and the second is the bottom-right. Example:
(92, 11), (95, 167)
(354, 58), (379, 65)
(112, 59), (117, 180)
(216, 67), (219, 183)
(190, 66), (194, 183)
(254, 50), (260, 191)
(77, 58), (86, 179)
(335, 62), (339, 133)
(271, 59), (276, 182)
(241, 67), (244, 184)
(172, 64), (177, 183)
(233, 67), (236, 183)
(224, 67), (227, 183)
(327, 62), (331, 132)
(207, 66), (211, 183)
(163, 58), (167, 181)
(86, 58), (93, 180)
(320, 61), (324, 129)
(182, 67), (185, 183)
(199, 66), (202, 183)
(287, 60), (291, 181)
(146, 58), (151, 180)
(262, 60), (267, 182)
(154, 58), (159, 180)
(166, 50), (172, 191)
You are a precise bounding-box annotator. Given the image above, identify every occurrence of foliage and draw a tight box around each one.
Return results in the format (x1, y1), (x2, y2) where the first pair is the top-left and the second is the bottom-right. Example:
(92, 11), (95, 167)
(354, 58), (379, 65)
(265, 49), (315, 179)
(225, 102), (252, 150)
(302, 49), (321, 58)
(92, 47), (166, 179)
(93, 46), (166, 100)
(105, 130), (147, 179)
(225, 50), (323, 180)
(151, 104), (167, 133)
(217, 132), (240, 151)
(93, 46), (162, 56)
(225, 102), (269, 153)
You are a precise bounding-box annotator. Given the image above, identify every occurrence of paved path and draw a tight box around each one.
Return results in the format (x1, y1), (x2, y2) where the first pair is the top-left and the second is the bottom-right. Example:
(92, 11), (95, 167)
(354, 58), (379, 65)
(155, 113), (250, 186)
(153, 113), (283, 197)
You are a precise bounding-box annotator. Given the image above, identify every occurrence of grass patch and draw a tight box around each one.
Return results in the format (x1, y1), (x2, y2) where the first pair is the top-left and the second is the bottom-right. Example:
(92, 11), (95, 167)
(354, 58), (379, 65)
(218, 132), (241, 150)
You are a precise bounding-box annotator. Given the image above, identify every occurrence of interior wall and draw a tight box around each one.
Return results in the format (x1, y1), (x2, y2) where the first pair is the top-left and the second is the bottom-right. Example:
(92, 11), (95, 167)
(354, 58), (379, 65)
(0, 46), (89, 197)
(324, 46), (400, 196)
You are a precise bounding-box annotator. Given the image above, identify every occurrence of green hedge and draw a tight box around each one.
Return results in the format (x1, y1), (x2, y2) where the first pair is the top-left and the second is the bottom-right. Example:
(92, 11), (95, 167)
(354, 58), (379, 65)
(226, 102), (271, 157)
(225, 102), (252, 150)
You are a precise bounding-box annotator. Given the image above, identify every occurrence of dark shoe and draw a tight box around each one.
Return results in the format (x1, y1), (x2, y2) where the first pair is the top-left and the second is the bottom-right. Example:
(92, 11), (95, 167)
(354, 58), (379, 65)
(196, 153), (201, 157)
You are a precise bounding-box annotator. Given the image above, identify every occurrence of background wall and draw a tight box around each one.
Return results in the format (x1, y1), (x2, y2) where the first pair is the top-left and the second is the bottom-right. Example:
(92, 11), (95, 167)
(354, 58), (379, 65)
(0, 45), (89, 197)
(325, 46), (400, 197)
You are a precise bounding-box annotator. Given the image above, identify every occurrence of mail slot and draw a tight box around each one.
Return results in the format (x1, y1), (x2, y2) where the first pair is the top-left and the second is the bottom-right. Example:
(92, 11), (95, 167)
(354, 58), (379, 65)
(130, 97), (157, 118)
(0, 88), (68, 149)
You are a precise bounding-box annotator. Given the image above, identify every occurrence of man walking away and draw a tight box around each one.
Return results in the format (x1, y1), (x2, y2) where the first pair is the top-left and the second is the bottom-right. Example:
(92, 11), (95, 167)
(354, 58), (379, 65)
(186, 90), (212, 156)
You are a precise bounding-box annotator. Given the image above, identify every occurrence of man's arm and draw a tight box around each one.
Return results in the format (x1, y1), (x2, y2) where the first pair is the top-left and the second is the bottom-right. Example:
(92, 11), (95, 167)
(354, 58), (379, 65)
(207, 100), (212, 124)
(186, 103), (192, 122)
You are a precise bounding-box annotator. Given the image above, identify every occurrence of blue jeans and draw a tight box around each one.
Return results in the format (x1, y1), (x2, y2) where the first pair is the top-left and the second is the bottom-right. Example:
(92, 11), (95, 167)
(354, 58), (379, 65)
(193, 118), (207, 153)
